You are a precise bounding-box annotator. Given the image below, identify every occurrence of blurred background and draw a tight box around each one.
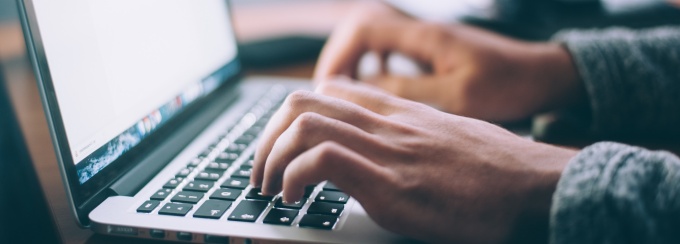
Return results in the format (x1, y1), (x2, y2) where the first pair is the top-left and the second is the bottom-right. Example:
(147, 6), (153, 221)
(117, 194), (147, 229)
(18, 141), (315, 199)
(0, 0), (678, 243)
(3, 0), (680, 74)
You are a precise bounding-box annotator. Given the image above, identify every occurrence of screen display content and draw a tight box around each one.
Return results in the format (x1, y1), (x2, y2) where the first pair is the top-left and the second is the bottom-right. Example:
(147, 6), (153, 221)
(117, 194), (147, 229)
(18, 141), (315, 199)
(32, 0), (238, 183)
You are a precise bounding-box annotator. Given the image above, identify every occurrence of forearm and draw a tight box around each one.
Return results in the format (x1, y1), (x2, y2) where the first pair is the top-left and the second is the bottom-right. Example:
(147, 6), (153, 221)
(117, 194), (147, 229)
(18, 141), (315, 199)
(550, 142), (680, 243)
(552, 26), (680, 139)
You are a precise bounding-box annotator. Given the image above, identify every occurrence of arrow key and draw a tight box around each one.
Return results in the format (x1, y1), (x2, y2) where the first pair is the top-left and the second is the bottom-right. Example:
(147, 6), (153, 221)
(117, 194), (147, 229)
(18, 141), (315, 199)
(193, 200), (232, 219)
(263, 208), (298, 226)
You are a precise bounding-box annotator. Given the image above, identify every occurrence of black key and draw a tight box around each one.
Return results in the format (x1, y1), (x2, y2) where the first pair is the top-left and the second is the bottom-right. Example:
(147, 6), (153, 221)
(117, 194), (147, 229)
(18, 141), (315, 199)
(184, 180), (214, 192)
(316, 191), (349, 204)
(195, 170), (223, 181)
(304, 185), (316, 198)
(176, 168), (193, 177)
(171, 191), (204, 204)
(299, 214), (337, 230)
(243, 159), (254, 168)
(210, 188), (241, 201)
(158, 202), (192, 216)
(206, 162), (230, 171)
(322, 182), (341, 192)
(245, 188), (274, 201)
(307, 202), (344, 216)
(224, 143), (247, 154)
(227, 200), (268, 222)
(234, 134), (256, 145)
(221, 178), (248, 190)
(254, 121), (268, 129)
(244, 126), (264, 137)
(263, 208), (298, 226)
(239, 164), (252, 170)
(150, 188), (173, 201)
(214, 158), (235, 164)
(137, 200), (160, 213)
(193, 200), (232, 219)
(163, 178), (183, 189)
(231, 167), (252, 179)
(274, 198), (306, 210)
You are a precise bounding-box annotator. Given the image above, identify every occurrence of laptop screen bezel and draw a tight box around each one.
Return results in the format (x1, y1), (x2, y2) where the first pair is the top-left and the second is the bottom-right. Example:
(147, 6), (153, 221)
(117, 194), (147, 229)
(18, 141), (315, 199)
(17, 0), (243, 226)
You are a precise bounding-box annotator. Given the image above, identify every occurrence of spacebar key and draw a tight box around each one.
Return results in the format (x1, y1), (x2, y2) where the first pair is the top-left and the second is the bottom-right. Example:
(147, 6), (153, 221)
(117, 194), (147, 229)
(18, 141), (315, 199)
(227, 200), (268, 222)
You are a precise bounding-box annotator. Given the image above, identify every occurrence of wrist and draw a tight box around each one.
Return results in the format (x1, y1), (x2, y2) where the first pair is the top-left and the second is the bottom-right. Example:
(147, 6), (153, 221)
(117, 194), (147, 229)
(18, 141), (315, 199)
(510, 143), (577, 243)
(530, 42), (587, 112)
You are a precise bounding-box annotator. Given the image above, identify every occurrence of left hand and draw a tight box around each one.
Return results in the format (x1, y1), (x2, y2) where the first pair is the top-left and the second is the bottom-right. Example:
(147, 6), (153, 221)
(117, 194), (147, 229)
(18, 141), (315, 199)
(314, 2), (584, 122)
(251, 80), (577, 243)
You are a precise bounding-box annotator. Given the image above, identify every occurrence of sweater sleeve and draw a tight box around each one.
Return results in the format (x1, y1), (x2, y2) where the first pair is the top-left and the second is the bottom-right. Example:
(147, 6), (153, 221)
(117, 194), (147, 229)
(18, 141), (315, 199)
(551, 26), (680, 139)
(550, 142), (680, 244)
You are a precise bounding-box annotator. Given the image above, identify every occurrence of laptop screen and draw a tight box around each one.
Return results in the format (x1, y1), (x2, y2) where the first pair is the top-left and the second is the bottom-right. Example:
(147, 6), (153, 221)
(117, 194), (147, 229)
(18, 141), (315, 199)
(31, 0), (239, 184)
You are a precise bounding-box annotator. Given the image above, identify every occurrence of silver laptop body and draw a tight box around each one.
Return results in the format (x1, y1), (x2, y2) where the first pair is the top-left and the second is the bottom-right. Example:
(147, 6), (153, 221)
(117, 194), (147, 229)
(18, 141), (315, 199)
(17, 0), (407, 242)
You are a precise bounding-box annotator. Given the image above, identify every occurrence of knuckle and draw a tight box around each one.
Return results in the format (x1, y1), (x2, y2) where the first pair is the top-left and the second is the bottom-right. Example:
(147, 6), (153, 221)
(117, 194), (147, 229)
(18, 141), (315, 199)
(413, 23), (450, 47)
(313, 141), (342, 166)
(285, 90), (316, 109)
(348, 4), (378, 25)
(292, 112), (323, 135)
(315, 81), (341, 96)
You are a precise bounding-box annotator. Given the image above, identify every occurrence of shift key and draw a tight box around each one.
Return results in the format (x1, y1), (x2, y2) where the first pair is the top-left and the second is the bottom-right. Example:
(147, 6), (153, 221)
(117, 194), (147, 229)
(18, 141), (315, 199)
(227, 200), (268, 222)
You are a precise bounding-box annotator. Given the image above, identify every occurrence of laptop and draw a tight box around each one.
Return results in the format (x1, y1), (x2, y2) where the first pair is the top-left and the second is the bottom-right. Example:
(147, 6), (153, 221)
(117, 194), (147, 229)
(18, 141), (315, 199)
(17, 0), (407, 243)
(0, 69), (61, 243)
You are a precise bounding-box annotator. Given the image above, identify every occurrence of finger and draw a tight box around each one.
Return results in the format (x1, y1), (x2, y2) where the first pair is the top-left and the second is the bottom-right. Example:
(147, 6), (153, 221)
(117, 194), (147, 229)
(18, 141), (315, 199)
(364, 75), (447, 105)
(315, 80), (409, 115)
(281, 141), (395, 204)
(314, 9), (432, 81)
(252, 90), (382, 187)
(313, 18), (368, 81)
(261, 112), (390, 195)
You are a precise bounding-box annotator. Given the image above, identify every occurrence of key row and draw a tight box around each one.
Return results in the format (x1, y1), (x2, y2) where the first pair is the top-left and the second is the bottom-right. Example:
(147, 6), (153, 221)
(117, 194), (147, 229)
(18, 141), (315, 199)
(138, 197), (343, 230)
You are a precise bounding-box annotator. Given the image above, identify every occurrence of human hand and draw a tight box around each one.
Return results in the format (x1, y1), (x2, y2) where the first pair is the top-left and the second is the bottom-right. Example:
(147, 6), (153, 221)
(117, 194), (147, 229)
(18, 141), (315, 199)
(251, 80), (578, 243)
(314, 2), (585, 122)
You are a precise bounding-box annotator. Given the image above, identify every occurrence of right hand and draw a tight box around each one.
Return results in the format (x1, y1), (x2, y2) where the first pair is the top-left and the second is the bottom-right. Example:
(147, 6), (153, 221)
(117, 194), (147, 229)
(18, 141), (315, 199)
(314, 2), (585, 122)
(251, 81), (577, 243)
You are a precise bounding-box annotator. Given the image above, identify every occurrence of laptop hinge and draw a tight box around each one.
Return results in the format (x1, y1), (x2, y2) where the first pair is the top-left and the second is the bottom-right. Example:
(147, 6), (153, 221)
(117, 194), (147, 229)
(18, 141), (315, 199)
(108, 86), (241, 196)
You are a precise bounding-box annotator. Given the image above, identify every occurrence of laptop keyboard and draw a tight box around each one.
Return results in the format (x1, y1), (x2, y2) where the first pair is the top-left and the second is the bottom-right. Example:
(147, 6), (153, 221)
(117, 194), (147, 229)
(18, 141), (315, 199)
(136, 86), (349, 230)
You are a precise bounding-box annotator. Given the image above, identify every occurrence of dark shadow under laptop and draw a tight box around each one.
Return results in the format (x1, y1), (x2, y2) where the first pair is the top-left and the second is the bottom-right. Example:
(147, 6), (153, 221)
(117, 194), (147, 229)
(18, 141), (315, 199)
(0, 69), (61, 243)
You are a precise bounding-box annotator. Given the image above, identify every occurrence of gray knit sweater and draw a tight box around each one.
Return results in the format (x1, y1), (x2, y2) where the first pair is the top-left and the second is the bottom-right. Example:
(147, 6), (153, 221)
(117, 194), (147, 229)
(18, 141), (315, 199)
(550, 27), (680, 243)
